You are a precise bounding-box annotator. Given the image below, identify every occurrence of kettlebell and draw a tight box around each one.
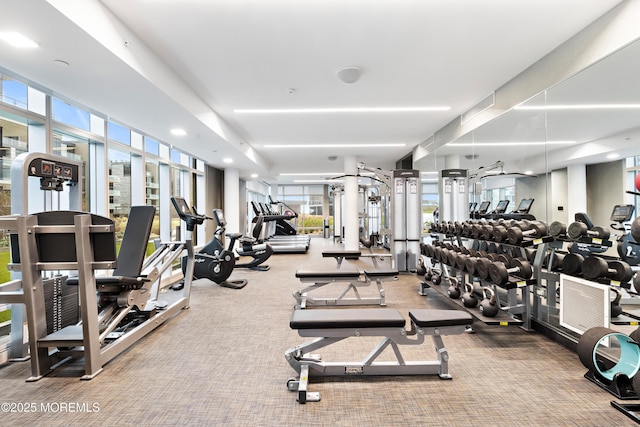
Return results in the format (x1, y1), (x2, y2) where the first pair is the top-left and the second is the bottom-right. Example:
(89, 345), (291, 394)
(479, 287), (499, 317)
(432, 273), (442, 286)
(416, 258), (427, 276)
(611, 287), (623, 318)
(447, 277), (461, 299)
(462, 282), (478, 308)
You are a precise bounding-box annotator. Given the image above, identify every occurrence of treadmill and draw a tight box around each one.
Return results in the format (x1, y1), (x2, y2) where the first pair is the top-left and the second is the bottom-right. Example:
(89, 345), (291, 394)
(501, 198), (535, 220)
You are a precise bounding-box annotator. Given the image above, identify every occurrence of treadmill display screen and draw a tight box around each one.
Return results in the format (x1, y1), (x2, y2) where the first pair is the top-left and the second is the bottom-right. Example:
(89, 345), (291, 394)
(611, 204), (634, 222)
(495, 200), (509, 213)
(515, 198), (534, 212)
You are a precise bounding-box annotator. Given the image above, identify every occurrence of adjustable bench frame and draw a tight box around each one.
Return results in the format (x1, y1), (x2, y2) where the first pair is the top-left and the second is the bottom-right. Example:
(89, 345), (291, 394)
(293, 268), (397, 308)
(284, 308), (473, 403)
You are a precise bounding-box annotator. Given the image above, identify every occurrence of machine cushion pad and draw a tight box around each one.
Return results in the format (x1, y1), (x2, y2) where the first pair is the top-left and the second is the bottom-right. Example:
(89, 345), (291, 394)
(295, 269), (361, 279)
(290, 308), (406, 330)
(409, 309), (473, 328)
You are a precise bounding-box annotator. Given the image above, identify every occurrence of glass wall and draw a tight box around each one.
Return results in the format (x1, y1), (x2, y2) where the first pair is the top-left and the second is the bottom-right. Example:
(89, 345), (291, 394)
(277, 185), (325, 234)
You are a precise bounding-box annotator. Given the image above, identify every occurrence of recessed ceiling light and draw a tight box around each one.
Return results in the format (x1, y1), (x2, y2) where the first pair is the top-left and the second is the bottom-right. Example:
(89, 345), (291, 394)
(234, 106), (450, 114)
(524, 170), (534, 175)
(251, 173), (258, 178)
(266, 143), (405, 148)
(223, 158), (233, 164)
(337, 66), (363, 84)
(607, 153), (620, 159)
(0, 31), (38, 48)
(171, 128), (186, 136)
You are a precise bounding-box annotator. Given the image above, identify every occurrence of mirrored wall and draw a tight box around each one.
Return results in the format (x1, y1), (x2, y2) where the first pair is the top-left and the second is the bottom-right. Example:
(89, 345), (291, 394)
(420, 36), (640, 335)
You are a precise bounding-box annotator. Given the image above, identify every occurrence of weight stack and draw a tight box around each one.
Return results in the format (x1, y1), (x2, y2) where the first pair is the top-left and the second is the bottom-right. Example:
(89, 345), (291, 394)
(42, 275), (79, 335)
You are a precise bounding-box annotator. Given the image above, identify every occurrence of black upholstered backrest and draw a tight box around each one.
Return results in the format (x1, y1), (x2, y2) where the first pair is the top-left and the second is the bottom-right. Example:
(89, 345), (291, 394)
(11, 210), (117, 265)
(252, 215), (264, 239)
(113, 206), (155, 277)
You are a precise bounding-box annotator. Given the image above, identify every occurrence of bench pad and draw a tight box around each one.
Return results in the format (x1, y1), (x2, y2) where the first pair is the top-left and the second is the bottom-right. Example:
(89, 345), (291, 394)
(290, 308), (406, 330)
(363, 269), (398, 277)
(409, 309), (473, 328)
(322, 250), (362, 258)
(295, 269), (361, 279)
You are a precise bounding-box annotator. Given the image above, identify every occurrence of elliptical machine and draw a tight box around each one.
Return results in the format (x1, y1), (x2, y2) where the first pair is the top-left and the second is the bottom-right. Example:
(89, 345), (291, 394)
(212, 208), (273, 271)
(172, 197), (247, 289)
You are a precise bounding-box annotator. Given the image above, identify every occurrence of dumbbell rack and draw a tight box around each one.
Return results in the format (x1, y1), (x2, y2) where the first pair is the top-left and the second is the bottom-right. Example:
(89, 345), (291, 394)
(534, 234), (640, 328)
(421, 231), (548, 331)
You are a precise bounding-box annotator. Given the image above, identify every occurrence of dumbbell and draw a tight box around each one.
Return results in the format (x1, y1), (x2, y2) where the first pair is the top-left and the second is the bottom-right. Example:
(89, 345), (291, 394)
(453, 222), (465, 236)
(544, 252), (565, 271)
(561, 253), (584, 275)
(479, 287), (499, 317)
(454, 251), (471, 271)
(475, 257), (492, 280)
(567, 221), (611, 241)
(507, 221), (548, 244)
(488, 258), (533, 285)
(492, 224), (509, 243)
(464, 252), (484, 275)
(581, 256), (634, 282)
(471, 223), (484, 239)
(549, 221), (567, 238)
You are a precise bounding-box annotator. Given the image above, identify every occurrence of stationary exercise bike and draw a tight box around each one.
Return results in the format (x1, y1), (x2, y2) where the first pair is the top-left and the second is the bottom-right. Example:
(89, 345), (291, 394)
(212, 208), (273, 271)
(172, 198), (247, 289)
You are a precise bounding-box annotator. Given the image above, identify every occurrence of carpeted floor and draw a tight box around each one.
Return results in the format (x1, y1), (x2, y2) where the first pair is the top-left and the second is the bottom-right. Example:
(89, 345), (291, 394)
(0, 238), (636, 426)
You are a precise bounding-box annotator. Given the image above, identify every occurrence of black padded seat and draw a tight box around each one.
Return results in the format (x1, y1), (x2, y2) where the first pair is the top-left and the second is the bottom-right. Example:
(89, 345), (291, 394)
(295, 269), (361, 279)
(322, 250), (361, 258)
(67, 205), (155, 290)
(290, 308), (406, 330)
(363, 269), (398, 277)
(408, 309), (473, 328)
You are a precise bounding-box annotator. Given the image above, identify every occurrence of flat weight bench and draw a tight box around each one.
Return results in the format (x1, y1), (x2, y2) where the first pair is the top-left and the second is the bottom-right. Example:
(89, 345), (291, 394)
(322, 249), (393, 268)
(293, 268), (398, 308)
(284, 308), (473, 403)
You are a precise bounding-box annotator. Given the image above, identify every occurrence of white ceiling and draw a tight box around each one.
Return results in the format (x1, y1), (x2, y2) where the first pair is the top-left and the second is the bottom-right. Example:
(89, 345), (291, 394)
(0, 0), (625, 183)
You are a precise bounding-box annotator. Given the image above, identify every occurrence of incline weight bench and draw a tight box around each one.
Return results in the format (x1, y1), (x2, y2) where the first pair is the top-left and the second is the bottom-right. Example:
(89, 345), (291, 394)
(284, 308), (473, 403)
(322, 248), (393, 268)
(293, 268), (397, 308)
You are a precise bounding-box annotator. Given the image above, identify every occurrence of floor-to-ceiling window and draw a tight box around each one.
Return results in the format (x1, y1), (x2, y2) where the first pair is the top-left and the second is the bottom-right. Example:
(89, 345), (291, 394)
(277, 185), (324, 234)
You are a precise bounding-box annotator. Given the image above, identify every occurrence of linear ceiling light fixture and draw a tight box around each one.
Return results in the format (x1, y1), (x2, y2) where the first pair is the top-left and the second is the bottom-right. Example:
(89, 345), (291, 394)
(280, 172), (341, 176)
(447, 141), (576, 147)
(514, 104), (640, 110)
(0, 31), (38, 48)
(234, 106), (450, 114)
(293, 179), (342, 183)
(266, 143), (406, 148)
